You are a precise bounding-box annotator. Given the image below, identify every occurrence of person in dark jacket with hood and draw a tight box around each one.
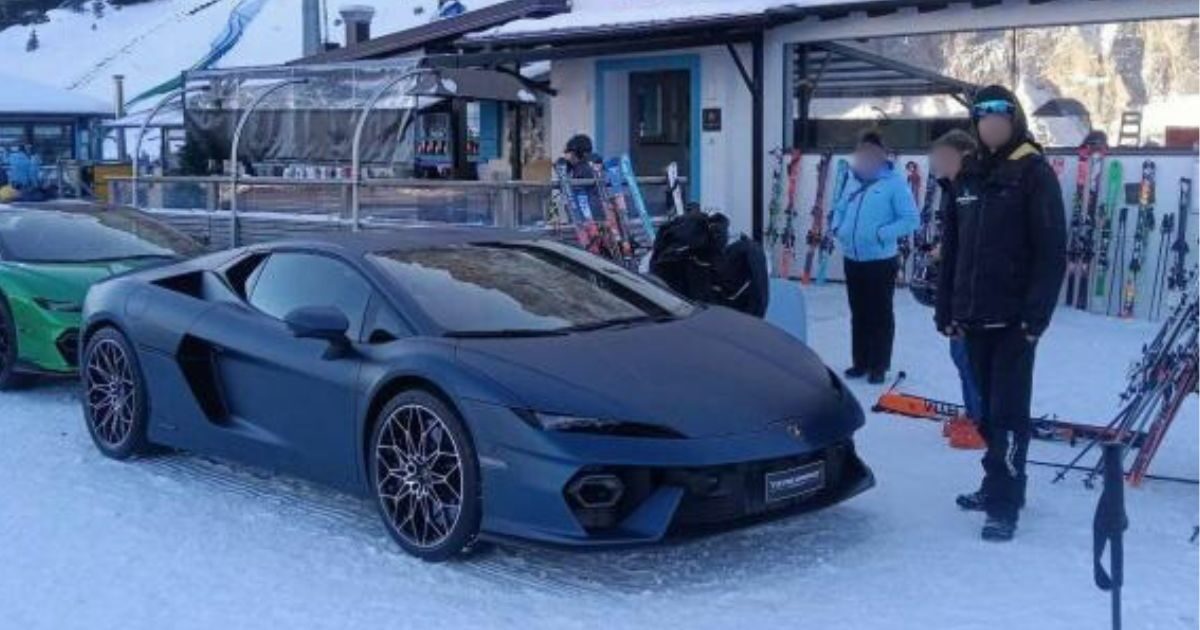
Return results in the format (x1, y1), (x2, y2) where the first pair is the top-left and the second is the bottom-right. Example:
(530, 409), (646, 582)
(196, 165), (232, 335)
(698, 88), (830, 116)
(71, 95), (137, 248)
(831, 128), (920, 384)
(935, 85), (1067, 542)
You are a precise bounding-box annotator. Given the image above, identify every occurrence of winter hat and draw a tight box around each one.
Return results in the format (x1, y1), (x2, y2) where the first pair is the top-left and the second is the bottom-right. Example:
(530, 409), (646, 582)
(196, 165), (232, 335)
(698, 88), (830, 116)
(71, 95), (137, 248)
(970, 85), (1029, 138)
(932, 129), (977, 154)
(565, 134), (593, 158)
(856, 128), (887, 153)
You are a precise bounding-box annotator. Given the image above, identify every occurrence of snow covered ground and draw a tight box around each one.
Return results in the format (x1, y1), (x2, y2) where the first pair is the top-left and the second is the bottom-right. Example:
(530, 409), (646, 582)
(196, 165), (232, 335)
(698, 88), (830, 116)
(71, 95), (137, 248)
(0, 286), (1195, 630)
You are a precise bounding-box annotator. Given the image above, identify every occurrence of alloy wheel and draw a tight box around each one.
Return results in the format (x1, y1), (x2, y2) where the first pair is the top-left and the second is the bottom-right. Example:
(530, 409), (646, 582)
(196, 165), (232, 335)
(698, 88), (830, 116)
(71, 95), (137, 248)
(85, 338), (136, 447)
(0, 315), (10, 374)
(374, 404), (465, 549)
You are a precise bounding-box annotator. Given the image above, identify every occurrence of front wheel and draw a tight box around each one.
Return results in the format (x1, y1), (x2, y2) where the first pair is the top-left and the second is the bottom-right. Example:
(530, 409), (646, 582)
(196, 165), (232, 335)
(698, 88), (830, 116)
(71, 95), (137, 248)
(370, 390), (481, 562)
(0, 295), (29, 390)
(81, 327), (151, 459)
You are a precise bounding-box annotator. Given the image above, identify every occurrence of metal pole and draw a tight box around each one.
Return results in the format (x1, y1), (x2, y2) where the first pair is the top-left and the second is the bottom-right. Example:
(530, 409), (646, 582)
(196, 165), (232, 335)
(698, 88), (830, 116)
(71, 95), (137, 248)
(230, 78), (307, 246)
(351, 68), (436, 231)
(132, 86), (207, 208)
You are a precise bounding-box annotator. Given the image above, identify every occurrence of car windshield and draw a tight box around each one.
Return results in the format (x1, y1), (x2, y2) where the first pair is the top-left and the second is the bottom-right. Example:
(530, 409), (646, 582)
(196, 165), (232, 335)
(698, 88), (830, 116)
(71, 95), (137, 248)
(369, 242), (695, 336)
(0, 209), (201, 263)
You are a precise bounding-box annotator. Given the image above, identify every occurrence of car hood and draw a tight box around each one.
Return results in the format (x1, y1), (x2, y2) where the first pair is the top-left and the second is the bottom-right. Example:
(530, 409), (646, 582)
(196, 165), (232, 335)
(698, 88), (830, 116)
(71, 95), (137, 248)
(5, 260), (163, 302)
(453, 307), (855, 439)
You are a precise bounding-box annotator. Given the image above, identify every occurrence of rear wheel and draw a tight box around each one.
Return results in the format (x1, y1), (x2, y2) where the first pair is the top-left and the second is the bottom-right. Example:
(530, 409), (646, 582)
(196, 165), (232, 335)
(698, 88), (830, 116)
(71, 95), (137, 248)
(81, 327), (150, 459)
(0, 296), (29, 391)
(370, 390), (481, 562)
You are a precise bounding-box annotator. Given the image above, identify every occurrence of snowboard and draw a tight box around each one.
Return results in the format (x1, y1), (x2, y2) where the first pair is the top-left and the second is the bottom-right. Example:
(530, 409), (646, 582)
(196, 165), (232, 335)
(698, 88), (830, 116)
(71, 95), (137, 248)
(815, 158), (850, 285)
(618, 154), (656, 245)
(1093, 160), (1124, 300)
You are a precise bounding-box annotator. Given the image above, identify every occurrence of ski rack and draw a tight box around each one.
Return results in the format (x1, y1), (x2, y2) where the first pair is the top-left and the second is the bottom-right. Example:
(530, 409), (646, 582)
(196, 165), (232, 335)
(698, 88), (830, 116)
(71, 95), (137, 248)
(1051, 286), (1198, 487)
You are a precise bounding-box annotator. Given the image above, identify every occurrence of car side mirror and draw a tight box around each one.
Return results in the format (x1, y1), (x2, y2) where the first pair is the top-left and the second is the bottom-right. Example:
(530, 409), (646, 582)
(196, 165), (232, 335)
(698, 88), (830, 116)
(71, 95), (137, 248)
(284, 306), (352, 359)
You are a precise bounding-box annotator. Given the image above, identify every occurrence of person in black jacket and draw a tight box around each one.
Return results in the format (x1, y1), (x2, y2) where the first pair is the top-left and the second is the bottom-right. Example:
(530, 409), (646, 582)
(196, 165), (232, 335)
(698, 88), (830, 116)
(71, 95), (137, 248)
(935, 85), (1067, 542)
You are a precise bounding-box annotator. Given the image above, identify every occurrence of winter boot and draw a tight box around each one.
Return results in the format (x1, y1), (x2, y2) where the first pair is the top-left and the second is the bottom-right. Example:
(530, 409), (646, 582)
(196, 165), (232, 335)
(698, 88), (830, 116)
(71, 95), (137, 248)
(844, 366), (867, 379)
(867, 370), (887, 385)
(981, 516), (1017, 542)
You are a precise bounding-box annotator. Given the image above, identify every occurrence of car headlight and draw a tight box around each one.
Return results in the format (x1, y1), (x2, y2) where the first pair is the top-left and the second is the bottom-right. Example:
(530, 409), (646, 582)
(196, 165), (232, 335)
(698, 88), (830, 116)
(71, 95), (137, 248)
(518, 411), (685, 439)
(33, 297), (82, 313)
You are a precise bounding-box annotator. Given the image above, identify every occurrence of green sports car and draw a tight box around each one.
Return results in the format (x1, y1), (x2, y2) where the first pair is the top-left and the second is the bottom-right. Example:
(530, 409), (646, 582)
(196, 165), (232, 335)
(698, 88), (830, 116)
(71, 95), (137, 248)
(0, 205), (201, 389)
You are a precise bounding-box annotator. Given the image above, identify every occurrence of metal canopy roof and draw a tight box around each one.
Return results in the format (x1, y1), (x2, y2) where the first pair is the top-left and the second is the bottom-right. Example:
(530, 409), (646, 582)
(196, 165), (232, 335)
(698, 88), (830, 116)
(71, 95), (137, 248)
(797, 41), (977, 101)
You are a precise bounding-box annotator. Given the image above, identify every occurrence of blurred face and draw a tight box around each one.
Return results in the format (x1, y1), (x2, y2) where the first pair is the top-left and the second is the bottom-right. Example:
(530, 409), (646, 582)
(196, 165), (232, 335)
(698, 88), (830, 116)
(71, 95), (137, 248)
(977, 115), (1014, 151)
(930, 145), (964, 179)
(852, 143), (887, 175)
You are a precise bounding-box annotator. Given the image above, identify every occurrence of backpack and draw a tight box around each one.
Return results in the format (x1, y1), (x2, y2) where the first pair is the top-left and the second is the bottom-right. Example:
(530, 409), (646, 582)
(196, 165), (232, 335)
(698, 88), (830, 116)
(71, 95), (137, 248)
(649, 212), (769, 317)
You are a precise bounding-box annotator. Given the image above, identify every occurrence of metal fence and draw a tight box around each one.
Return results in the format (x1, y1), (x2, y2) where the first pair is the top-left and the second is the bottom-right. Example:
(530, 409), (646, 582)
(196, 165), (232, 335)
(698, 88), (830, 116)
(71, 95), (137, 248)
(108, 175), (684, 249)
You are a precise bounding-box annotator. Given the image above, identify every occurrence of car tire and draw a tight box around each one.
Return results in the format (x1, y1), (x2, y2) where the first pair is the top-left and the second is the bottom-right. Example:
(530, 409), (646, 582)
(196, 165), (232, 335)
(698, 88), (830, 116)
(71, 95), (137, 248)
(81, 327), (151, 459)
(0, 295), (29, 391)
(370, 389), (482, 562)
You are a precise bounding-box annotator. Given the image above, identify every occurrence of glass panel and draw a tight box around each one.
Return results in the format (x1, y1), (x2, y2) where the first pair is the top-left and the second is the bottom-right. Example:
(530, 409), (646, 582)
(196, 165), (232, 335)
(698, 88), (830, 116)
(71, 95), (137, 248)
(248, 253), (372, 339)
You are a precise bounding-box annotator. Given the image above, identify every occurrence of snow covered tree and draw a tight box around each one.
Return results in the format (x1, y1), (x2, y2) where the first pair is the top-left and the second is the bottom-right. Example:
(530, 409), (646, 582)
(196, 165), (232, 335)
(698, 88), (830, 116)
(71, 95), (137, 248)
(91, 0), (104, 20)
(26, 28), (39, 52)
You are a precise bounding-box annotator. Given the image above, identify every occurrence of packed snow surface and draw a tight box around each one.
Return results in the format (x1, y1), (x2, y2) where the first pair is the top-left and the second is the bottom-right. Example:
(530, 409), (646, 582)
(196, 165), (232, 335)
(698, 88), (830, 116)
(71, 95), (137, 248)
(0, 286), (1196, 629)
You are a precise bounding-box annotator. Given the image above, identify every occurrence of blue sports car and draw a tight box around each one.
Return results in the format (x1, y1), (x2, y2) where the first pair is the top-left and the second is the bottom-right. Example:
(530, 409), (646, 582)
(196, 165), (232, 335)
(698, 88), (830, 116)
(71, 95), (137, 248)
(79, 229), (872, 561)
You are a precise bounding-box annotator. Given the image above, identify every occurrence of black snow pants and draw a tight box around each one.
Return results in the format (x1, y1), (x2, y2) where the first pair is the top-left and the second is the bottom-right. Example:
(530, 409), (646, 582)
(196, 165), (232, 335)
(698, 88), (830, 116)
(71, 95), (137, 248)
(844, 257), (898, 373)
(965, 325), (1037, 522)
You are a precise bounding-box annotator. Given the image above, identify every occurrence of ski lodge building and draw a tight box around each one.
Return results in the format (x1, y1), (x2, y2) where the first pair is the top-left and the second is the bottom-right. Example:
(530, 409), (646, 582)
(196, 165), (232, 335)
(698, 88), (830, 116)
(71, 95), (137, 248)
(0, 74), (110, 192)
(293, 0), (1197, 240)
(117, 0), (1198, 318)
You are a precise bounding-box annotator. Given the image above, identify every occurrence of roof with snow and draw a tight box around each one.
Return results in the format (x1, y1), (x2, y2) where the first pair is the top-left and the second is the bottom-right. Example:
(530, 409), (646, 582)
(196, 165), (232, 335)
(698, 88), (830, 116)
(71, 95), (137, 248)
(0, 74), (111, 116)
(460, 0), (968, 44)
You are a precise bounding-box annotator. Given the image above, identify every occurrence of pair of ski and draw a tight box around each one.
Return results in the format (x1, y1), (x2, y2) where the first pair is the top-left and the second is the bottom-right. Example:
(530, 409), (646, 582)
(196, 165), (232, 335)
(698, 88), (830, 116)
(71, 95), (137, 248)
(551, 155), (657, 268)
(764, 148), (847, 283)
(872, 372), (1148, 447)
(1065, 138), (1108, 310)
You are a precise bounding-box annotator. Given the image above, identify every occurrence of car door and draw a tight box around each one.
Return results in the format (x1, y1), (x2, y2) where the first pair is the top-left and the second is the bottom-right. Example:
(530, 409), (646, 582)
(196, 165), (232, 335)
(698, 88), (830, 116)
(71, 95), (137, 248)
(187, 250), (372, 490)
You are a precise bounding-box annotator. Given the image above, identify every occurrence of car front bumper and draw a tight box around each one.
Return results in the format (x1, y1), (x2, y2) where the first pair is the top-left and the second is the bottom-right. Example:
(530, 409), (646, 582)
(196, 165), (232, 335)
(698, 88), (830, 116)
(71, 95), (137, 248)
(11, 299), (80, 375)
(462, 400), (874, 547)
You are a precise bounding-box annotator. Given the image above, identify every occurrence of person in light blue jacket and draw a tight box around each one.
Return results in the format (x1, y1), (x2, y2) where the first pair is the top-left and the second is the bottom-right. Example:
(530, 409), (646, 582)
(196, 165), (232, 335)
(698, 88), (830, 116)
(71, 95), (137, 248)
(830, 129), (919, 383)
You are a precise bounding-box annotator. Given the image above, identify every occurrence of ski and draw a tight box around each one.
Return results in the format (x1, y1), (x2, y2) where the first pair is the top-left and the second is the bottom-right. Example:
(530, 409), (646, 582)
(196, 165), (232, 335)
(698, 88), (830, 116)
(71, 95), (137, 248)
(618, 154), (656, 245)
(816, 158), (850, 285)
(776, 149), (803, 278)
(1093, 160), (1124, 300)
(765, 148), (787, 248)
(801, 151), (833, 284)
(1149, 213), (1174, 319)
(1122, 160), (1157, 318)
(553, 160), (604, 255)
(898, 161), (922, 286)
(1065, 143), (1093, 306)
(1075, 138), (1107, 310)
(910, 165), (942, 295)
(871, 375), (1146, 447)
(1107, 205), (1130, 316)
(666, 161), (686, 218)
(591, 160), (634, 266)
(1167, 177), (1192, 293)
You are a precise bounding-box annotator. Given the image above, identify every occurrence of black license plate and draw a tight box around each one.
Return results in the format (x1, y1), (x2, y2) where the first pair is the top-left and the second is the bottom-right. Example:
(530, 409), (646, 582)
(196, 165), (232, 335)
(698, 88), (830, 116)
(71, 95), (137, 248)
(764, 461), (825, 504)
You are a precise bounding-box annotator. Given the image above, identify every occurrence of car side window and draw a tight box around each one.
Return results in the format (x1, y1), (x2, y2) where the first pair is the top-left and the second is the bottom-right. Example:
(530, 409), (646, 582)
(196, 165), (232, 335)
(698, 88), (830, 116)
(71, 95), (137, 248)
(247, 252), (372, 342)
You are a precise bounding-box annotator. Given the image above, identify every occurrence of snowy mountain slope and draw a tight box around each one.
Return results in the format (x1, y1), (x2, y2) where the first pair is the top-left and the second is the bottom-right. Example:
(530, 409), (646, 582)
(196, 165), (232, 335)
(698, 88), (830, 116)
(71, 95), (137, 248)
(0, 0), (504, 107)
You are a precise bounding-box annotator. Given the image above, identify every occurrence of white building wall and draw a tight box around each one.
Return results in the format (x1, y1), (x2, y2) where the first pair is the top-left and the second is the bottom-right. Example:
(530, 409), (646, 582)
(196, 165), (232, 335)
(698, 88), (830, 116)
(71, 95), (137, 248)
(547, 45), (756, 236)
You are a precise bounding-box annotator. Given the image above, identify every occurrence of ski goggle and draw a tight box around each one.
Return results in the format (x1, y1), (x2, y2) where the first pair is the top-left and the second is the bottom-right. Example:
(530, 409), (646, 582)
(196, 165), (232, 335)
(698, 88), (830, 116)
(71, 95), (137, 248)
(972, 99), (1016, 118)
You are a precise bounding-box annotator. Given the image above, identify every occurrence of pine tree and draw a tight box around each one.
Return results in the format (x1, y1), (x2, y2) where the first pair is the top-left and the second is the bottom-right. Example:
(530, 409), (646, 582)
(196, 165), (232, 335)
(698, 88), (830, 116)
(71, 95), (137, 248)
(26, 28), (39, 52)
(92, 0), (104, 20)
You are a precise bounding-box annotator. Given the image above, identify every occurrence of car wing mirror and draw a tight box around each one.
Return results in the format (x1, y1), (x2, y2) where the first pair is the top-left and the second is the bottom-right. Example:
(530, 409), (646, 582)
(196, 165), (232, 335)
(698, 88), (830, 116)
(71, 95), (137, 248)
(284, 306), (352, 359)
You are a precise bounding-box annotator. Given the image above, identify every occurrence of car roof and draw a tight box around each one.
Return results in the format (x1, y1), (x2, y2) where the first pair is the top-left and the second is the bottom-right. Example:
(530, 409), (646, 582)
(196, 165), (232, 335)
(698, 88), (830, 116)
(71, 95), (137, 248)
(254, 226), (542, 256)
